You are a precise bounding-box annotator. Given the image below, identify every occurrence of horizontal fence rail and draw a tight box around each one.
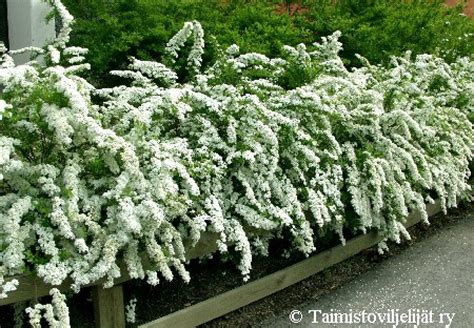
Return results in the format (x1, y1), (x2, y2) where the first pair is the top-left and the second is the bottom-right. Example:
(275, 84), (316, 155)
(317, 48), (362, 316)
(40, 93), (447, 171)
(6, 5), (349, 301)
(139, 201), (442, 328)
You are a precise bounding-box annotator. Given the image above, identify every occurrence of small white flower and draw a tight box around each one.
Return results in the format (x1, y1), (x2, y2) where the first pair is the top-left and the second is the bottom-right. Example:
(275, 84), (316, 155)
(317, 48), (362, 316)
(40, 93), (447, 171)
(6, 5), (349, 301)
(125, 297), (137, 323)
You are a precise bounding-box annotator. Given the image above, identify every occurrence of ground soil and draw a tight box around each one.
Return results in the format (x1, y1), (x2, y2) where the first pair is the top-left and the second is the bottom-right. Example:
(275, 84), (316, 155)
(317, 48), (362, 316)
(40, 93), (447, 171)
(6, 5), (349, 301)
(200, 201), (474, 328)
(445, 0), (474, 18)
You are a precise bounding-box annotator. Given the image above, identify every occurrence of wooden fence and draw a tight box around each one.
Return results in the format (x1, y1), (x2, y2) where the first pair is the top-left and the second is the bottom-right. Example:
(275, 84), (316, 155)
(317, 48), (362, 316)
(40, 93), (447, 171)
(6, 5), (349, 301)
(0, 200), (442, 328)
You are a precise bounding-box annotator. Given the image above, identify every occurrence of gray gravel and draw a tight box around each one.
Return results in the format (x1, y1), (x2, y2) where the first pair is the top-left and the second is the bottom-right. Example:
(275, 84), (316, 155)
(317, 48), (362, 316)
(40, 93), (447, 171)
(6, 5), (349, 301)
(261, 213), (474, 328)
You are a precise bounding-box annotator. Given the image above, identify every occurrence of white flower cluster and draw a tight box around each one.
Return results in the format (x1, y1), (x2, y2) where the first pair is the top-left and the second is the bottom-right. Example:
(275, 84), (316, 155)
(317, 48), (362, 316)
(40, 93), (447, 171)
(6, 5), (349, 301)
(0, 274), (18, 299)
(0, 1), (472, 327)
(125, 297), (137, 324)
(25, 288), (70, 328)
(165, 20), (205, 76)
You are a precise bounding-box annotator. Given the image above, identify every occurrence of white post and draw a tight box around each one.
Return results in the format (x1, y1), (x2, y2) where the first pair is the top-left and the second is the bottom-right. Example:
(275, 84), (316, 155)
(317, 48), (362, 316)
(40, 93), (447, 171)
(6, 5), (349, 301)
(7, 0), (55, 64)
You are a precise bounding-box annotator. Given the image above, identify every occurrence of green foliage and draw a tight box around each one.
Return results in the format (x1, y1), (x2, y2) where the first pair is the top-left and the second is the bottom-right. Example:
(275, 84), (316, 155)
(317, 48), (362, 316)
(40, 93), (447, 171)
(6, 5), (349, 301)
(63, 0), (310, 85)
(301, 0), (474, 67)
(63, 0), (474, 86)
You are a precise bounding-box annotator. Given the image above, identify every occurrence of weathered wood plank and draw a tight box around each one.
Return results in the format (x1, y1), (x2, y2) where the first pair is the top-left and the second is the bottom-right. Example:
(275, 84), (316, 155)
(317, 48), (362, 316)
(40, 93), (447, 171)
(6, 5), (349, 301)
(92, 284), (126, 328)
(139, 201), (442, 328)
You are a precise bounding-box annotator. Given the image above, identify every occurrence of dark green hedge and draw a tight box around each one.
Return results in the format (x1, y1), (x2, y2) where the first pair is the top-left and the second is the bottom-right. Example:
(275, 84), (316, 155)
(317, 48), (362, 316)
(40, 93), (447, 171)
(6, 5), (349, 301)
(62, 0), (474, 86)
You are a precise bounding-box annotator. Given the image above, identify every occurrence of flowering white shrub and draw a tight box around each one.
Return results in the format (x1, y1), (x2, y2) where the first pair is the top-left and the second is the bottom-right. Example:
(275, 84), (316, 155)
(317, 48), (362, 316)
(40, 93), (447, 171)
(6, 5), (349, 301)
(0, 1), (472, 326)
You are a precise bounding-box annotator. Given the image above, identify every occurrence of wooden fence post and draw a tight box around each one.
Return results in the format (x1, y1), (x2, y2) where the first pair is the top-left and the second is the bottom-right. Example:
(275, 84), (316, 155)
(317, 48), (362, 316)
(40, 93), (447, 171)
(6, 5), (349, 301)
(92, 284), (126, 328)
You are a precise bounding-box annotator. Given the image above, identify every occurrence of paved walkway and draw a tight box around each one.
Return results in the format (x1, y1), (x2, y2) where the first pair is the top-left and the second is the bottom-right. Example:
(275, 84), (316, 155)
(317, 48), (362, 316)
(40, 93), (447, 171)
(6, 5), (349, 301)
(262, 215), (474, 328)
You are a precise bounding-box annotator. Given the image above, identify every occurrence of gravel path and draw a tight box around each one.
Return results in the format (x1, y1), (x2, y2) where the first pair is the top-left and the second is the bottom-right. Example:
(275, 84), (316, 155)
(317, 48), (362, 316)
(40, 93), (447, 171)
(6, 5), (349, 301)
(260, 210), (474, 328)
